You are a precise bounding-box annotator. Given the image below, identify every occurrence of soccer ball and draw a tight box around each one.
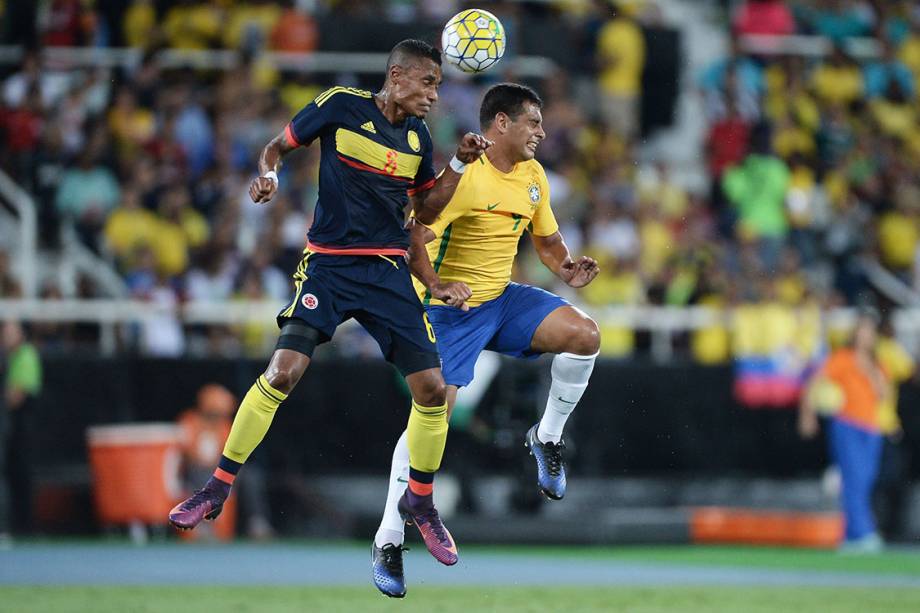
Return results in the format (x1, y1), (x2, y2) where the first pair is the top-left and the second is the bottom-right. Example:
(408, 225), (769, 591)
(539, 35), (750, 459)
(441, 9), (506, 73)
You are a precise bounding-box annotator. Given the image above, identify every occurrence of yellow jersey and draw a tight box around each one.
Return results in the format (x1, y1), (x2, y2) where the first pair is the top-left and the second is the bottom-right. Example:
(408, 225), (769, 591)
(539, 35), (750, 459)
(415, 154), (558, 307)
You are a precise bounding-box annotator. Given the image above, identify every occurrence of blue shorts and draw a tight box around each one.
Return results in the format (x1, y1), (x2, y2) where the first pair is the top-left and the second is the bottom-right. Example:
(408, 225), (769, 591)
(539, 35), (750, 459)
(277, 252), (440, 376)
(425, 282), (569, 387)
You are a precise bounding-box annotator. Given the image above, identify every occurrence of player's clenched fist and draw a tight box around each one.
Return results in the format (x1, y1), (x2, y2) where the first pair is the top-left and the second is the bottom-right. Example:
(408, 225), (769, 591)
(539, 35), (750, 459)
(455, 132), (492, 164)
(431, 281), (473, 311)
(249, 175), (278, 204)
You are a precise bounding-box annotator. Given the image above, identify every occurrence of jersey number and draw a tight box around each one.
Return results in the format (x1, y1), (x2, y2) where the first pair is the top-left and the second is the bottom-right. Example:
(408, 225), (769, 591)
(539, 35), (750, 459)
(512, 213), (523, 232)
(423, 312), (436, 343)
(384, 150), (399, 175)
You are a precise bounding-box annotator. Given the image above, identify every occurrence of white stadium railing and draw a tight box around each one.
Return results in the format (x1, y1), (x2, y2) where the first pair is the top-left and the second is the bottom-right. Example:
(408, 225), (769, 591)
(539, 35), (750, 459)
(2, 300), (917, 360)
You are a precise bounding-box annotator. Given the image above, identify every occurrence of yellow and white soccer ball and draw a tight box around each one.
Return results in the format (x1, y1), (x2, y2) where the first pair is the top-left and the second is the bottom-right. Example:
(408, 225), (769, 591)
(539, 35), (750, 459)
(441, 9), (506, 73)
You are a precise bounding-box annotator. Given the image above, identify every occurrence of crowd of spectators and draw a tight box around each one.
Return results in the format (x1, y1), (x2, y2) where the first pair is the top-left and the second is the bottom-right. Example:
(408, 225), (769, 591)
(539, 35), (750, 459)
(1, 1), (920, 363)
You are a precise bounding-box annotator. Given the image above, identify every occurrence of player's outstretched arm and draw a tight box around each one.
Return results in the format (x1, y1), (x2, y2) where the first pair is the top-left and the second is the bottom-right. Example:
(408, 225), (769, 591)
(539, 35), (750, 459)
(532, 232), (599, 289)
(249, 130), (299, 204)
(407, 218), (472, 310)
(412, 133), (491, 225)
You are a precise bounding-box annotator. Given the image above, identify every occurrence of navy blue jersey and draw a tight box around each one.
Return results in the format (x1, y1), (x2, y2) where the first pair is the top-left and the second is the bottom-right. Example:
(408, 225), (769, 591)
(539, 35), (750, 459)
(284, 86), (437, 255)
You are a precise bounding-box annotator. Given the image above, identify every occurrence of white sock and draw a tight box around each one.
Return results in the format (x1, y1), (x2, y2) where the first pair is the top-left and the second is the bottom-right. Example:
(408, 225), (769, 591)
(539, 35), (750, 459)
(374, 429), (410, 548)
(537, 351), (597, 444)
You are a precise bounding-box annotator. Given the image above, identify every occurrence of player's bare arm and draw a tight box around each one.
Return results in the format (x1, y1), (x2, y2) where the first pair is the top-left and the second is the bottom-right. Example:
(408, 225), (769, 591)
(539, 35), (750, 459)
(407, 218), (472, 311)
(412, 132), (492, 225)
(249, 130), (299, 204)
(532, 232), (599, 288)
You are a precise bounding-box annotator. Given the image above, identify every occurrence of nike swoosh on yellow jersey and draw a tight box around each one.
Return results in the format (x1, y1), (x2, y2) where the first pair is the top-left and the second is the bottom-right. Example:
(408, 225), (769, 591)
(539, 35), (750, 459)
(486, 202), (500, 210)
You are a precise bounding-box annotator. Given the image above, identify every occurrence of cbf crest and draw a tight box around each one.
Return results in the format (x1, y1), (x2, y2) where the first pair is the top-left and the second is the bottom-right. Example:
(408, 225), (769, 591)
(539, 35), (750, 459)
(527, 178), (541, 209)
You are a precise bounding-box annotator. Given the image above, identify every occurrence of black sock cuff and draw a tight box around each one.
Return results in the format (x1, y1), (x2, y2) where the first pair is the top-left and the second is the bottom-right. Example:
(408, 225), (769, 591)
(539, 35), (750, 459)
(219, 455), (243, 476)
(408, 467), (434, 483)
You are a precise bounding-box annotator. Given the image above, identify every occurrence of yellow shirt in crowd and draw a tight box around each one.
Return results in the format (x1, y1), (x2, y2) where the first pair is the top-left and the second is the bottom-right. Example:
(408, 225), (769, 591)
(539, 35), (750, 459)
(811, 64), (863, 107)
(877, 211), (918, 270)
(876, 336), (914, 435)
(596, 18), (646, 96)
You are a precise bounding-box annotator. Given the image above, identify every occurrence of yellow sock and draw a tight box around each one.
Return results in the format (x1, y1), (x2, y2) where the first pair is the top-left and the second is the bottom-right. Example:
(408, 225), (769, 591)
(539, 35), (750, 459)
(222, 375), (288, 464)
(406, 399), (449, 473)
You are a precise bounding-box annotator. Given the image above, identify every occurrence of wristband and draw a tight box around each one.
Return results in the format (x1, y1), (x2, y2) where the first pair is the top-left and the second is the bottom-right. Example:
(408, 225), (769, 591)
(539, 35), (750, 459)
(449, 155), (467, 174)
(262, 170), (279, 185)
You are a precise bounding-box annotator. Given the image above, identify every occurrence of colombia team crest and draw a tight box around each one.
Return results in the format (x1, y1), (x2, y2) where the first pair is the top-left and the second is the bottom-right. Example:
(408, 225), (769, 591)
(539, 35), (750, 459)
(407, 130), (421, 152)
(301, 293), (319, 310)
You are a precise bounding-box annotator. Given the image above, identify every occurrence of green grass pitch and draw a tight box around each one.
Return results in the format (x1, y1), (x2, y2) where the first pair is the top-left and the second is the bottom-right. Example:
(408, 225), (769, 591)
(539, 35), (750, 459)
(2, 586), (919, 613)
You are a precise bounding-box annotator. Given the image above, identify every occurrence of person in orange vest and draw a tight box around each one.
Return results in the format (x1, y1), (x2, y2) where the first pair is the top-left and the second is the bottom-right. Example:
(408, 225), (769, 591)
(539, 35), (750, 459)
(799, 309), (888, 552)
(176, 385), (237, 541)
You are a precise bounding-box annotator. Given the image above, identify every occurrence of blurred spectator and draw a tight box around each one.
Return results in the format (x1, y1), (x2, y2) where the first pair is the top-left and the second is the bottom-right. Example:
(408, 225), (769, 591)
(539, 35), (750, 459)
(763, 58), (820, 131)
(186, 242), (239, 304)
(816, 105), (856, 168)
(795, 0), (874, 43)
(170, 84), (214, 178)
(873, 324), (915, 541)
(799, 310), (887, 552)
(103, 186), (159, 268)
(863, 41), (915, 99)
(721, 134), (791, 271)
(784, 155), (828, 265)
(876, 190), (919, 278)
(2, 321), (43, 535)
(811, 45), (864, 109)
(223, 0), (281, 54)
(232, 265), (277, 357)
(138, 274), (184, 357)
(122, 0), (157, 50)
(107, 86), (155, 160)
(0, 251), (20, 298)
(151, 186), (209, 278)
(584, 256), (644, 357)
(124, 245), (157, 297)
(0, 86), (44, 184)
(733, 0), (796, 37)
(162, 0), (222, 50)
(40, 0), (88, 47)
(699, 36), (763, 120)
(705, 98), (752, 204)
(596, 4), (646, 139)
(269, 1), (319, 53)
(590, 202), (640, 262)
(54, 148), (121, 251)
(2, 51), (42, 108)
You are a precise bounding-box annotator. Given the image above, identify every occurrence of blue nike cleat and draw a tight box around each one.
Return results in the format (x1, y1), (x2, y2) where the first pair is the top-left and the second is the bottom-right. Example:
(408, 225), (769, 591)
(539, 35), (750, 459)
(525, 424), (567, 500)
(372, 542), (407, 598)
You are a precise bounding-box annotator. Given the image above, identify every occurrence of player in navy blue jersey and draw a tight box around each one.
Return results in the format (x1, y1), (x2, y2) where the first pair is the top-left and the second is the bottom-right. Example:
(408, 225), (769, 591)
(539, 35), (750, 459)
(168, 41), (490, 588)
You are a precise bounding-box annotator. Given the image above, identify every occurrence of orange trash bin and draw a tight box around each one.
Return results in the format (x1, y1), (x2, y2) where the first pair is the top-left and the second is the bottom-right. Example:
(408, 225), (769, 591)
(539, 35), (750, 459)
(87, 424), (183, 526)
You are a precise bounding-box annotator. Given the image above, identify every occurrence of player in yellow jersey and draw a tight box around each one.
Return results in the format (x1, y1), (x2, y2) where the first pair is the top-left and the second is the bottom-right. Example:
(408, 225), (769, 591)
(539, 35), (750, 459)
(372, 84), (600, 597)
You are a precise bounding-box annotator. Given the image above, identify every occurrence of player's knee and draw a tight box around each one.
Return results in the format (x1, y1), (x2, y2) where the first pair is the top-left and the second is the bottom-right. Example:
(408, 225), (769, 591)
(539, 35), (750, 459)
(414, 376), (447, 407)
(569, 318), (601, 356)
(263, 364), (303, 395)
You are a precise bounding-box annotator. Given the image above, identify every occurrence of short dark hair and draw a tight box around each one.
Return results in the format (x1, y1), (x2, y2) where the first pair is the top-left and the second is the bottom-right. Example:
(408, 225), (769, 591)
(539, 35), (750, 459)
(479, 83), (543, 129)
(386, 39), (441, 72)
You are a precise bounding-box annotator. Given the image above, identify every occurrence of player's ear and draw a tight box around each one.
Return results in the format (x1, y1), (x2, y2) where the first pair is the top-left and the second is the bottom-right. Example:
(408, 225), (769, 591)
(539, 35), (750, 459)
(495, 112), (509, 133)
(388, 64), (403, 85)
